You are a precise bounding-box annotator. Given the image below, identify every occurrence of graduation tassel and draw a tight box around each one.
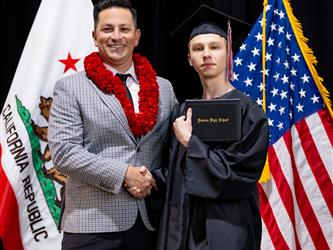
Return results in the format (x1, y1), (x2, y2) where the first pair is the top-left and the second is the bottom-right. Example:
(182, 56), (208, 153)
(227, 19), (233, 82)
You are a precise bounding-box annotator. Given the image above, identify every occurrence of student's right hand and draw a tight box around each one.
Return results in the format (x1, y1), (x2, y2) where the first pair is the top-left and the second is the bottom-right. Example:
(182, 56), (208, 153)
(173, 108), (193, 148)
(124, 166), (156, 198)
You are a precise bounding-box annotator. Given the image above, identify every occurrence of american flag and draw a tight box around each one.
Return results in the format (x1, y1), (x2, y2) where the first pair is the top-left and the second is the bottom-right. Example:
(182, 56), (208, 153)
(232, 0), (333, 249)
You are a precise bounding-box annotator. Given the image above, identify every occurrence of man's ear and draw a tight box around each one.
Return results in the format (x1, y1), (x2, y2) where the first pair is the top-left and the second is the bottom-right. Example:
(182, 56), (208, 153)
(92, 31), (98, 47)
(134, 29), (141, 47)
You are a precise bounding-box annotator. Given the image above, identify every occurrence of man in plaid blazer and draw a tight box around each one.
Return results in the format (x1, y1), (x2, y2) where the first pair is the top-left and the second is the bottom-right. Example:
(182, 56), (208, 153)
(48, 0), (177, 249)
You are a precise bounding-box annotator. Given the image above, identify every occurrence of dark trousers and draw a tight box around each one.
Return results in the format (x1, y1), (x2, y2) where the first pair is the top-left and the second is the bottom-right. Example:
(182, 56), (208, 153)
(62, 215), (156, 250)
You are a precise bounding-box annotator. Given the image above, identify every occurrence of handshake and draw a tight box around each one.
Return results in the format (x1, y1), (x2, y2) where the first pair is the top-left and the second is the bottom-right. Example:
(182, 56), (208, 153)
(124, 166), (157, 199)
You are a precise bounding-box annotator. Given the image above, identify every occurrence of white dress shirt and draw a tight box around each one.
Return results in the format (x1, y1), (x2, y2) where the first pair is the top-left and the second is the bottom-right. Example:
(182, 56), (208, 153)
(104, 63), (140, 113)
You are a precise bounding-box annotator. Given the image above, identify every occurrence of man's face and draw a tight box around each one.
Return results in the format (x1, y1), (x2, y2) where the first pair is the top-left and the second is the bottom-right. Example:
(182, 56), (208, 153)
(188, 34), (227, 79)
(93, 7), (141, 70)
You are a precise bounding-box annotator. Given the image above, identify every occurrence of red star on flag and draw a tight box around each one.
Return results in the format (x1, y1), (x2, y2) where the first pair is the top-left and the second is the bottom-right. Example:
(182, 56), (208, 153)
(59, 52), (80, 73)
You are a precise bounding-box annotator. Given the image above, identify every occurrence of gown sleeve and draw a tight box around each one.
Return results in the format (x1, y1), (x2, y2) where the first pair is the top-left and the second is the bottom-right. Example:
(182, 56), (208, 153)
(184, 100), (269, 199)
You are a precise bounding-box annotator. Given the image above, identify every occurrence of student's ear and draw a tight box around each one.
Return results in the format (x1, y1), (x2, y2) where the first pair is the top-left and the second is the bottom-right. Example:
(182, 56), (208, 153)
(188, 53), (193, 66)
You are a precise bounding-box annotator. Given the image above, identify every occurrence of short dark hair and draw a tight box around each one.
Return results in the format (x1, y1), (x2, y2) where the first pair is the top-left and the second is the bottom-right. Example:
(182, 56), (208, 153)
(93, 0), (138, 29)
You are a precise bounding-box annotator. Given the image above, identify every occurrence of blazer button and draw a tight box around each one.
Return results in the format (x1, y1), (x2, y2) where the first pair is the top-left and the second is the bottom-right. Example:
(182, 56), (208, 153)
(136, 147), (140, 153)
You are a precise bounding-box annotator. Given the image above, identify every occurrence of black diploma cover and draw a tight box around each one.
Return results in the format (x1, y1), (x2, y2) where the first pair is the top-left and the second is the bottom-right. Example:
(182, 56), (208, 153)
(185, 99), (241, 142)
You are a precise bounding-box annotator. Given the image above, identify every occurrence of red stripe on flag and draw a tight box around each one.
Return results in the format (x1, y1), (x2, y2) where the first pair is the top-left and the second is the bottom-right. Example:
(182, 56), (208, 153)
(295, 116), (333, 217)
(268, 146), (301, 250)
(284, 132), (330, 249)
(0, 145), (24, 250)
(258, 182), (289, 249)
(318, 109), (333, 147)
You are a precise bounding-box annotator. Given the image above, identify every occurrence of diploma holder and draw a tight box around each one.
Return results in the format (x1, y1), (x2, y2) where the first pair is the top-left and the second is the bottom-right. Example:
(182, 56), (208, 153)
(185, 98), (241, 142)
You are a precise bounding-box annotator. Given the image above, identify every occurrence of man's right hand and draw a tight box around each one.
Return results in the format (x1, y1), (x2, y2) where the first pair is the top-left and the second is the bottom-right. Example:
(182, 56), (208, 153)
(124, 166), (156, 198)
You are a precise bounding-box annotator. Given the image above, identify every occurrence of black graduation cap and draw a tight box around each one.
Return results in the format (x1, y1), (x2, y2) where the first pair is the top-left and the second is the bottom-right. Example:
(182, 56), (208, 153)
(170, 4), (251, 49)
(170, 4), (251, 81)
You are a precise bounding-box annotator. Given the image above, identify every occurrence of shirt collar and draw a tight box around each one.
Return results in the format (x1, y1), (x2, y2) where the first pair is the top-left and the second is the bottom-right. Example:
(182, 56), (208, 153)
(104, 63), (139, 84)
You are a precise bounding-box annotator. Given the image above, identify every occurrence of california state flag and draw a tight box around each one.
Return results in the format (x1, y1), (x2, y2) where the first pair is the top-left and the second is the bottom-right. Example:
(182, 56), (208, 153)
(0, 0), (95, 249)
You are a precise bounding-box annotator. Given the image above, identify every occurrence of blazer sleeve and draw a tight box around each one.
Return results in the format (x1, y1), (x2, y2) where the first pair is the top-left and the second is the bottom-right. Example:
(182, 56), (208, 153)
(48, 78), (128, 194)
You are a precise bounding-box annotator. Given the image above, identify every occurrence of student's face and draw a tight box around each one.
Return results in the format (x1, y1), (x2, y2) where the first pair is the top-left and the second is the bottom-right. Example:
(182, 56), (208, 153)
(93, 7), (141, 70)
(188, 34), (227, 79)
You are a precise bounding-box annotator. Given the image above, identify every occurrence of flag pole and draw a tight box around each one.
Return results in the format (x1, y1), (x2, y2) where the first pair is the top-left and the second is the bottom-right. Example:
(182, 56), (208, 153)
(259, 0), (270, 183)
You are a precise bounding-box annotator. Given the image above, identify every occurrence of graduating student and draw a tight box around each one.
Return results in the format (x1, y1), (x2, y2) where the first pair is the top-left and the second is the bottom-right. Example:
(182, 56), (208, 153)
(157, 5), (269, 250)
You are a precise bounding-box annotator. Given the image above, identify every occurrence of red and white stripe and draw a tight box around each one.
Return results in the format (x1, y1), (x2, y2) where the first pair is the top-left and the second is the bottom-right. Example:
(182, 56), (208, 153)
(260, 108), (333, 249)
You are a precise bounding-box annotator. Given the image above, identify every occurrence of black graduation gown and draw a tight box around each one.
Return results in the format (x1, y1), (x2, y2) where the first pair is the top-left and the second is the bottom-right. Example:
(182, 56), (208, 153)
(156, 89), (269, 250)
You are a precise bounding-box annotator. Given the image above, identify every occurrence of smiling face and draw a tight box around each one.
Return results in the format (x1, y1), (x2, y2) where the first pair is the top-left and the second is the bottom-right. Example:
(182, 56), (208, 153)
(188, 33), (228, 80)
(93, 7), (141, 72)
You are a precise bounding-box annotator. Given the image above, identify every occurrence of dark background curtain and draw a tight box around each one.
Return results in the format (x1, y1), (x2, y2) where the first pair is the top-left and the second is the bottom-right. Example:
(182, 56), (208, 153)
(1, 0), (333, 108)
(1, 0), (332, 109)
(0, 0), (333, 109)
(0, 0), (332, 248)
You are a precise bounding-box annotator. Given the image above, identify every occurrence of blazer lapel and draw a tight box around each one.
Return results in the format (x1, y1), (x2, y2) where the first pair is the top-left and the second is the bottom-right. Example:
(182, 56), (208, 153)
(137, 98), (163, 147)
(89, 81), (136, 143)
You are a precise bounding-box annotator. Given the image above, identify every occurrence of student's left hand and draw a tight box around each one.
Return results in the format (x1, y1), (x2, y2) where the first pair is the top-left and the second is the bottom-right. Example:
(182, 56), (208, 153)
(173, 108), (192, 148)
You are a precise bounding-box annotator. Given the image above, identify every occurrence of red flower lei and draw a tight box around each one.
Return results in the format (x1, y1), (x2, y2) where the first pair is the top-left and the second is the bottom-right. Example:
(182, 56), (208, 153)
(84, 52), (159, 136)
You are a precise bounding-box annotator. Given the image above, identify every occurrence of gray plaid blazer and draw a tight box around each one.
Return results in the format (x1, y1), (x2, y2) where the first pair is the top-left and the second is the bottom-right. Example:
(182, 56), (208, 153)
(48, 71), (177, 233)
